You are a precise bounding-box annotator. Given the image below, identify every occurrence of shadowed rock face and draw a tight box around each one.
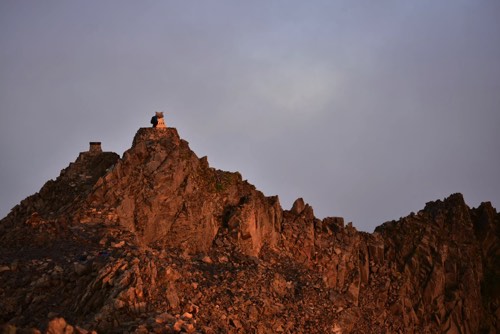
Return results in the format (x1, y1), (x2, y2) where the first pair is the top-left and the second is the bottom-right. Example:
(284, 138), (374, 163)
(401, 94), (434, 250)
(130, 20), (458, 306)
(0, 127), (498, 334)
(375, 194), (495, 333)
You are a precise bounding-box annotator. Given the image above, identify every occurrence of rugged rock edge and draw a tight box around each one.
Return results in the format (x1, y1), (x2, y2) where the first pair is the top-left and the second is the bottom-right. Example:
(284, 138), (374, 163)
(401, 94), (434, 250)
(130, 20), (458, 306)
(1, 127), (498, 334)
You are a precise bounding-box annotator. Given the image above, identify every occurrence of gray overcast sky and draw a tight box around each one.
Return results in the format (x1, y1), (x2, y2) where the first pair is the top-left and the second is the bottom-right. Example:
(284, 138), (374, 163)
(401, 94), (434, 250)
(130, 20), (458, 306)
(1, 1), (499, 231)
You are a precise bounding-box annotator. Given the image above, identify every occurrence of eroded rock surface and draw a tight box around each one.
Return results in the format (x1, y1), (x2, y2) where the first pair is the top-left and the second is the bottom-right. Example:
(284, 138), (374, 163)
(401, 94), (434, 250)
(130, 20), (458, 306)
(1, 127), (498, 333)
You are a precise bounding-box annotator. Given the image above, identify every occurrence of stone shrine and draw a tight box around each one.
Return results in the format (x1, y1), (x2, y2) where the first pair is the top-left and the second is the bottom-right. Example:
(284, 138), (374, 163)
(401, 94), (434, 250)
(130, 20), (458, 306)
(155, 111), (166, 128)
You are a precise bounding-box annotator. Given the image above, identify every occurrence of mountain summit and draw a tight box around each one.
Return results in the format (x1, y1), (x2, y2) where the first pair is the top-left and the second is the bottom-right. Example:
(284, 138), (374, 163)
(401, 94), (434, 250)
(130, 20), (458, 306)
(1, 126), (499, 333)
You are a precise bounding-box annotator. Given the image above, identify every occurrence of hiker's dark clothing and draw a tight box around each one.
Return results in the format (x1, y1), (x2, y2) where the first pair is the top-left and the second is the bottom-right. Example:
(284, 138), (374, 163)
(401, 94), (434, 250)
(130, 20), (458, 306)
(151, 116), (158, 128)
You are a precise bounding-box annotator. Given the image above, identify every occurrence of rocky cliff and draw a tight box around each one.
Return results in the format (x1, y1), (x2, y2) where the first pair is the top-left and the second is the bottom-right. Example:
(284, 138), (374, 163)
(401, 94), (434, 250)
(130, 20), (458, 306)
(0, 127), (498, 334)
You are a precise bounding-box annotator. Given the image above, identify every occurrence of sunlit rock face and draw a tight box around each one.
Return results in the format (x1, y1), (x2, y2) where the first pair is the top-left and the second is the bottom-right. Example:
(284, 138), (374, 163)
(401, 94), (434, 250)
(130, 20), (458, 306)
(0, 124), (498, 333)
(80, 127), (282, 255)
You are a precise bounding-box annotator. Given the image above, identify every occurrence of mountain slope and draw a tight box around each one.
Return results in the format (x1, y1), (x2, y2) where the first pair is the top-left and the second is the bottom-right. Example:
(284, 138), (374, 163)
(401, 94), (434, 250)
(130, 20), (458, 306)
(1, 127), (498, 333)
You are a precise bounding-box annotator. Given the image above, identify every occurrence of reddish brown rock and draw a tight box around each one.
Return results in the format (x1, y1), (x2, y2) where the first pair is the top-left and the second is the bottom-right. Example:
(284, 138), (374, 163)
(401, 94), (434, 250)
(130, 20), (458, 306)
(0, 126), (498, 334)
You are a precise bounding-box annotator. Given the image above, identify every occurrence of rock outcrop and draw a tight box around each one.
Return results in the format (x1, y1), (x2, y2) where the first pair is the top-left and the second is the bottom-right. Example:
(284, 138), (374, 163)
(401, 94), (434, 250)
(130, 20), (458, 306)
(0, 126), (498, 334)
(77, 128), (281, 256)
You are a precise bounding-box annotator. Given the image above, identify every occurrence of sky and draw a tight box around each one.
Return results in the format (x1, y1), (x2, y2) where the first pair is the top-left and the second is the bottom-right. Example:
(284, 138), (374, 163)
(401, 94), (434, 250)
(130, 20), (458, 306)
(1, 1), (499, 232)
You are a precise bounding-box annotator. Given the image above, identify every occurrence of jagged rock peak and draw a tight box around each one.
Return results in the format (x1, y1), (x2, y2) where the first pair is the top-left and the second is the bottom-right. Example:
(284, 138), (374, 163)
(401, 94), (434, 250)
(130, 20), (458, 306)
(291, 197), (306, 215)
(423, 192), (468, 214)
(78, 126), (283, 256)
(0, 142), (119, 240)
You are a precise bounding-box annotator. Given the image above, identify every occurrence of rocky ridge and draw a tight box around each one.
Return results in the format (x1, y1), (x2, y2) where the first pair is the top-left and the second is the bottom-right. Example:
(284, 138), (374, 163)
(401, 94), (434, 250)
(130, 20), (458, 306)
(0, 127), (498, 334)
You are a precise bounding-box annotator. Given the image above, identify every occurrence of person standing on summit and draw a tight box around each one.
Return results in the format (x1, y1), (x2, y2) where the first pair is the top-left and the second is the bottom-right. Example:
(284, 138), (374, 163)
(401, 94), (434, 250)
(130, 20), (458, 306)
(150, 114), (158, 128)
